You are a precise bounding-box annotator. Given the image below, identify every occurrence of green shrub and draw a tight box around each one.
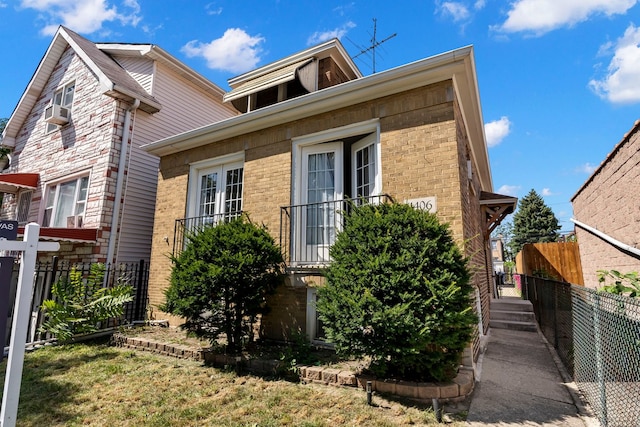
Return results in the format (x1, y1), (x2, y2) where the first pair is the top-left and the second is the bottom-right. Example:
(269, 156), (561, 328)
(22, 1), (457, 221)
(40, 263), (133, 341)
(316, 202), (476, 382)
(161, 216), (284, 354)
(598, 270), (640, 297)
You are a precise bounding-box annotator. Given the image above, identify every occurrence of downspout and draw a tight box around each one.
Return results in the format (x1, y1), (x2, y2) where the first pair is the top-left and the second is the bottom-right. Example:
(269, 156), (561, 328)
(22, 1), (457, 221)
(106, 99), (140, 265)
(571, 218), (640, 258)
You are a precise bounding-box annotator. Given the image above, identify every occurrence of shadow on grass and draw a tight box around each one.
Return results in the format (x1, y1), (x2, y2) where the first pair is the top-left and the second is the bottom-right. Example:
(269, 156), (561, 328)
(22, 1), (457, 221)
(0, 338), (122, 425)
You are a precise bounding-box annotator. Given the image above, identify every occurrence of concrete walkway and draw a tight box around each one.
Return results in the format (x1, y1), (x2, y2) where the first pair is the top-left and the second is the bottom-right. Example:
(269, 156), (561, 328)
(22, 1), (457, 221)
(466, 300), (599, 426)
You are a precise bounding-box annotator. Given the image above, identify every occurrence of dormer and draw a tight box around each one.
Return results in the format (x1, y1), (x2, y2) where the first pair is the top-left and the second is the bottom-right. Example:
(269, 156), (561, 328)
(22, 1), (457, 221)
(223, 39), (361, 113)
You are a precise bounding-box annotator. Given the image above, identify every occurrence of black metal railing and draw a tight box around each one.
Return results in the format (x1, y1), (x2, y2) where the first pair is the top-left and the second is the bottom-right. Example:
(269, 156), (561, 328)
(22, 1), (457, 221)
(3, 257), (149, 350)
(520, 275), (640, 426)
(173, 211), (242, 256)
(279, 194), (393, 269)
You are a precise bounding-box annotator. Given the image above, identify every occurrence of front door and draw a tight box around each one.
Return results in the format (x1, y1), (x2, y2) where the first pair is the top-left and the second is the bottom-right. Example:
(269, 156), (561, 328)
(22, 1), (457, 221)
(295, 142), (343, 264)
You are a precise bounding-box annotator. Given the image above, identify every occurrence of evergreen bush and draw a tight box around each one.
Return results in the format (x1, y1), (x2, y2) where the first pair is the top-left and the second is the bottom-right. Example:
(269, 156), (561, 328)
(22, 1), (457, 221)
(316, 202), (476, 382)
(161, 216), (284, 354)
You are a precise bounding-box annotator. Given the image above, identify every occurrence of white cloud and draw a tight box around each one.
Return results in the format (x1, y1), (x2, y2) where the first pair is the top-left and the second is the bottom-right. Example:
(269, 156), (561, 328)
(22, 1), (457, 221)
(438, 2), (470, 22)
(474, 0), (486, 10)
(541, 188), (554, 196)
(205, 2), (222, 15)
(576, 162), (598, 174)
(484, 116), (512, 147)
(307, 21), (356, 45)
(497, 185), (521, 196)
(589, 24), (640, 104)
(20, 0), (141, 35)
(496, 0), (637, 35)
(182, 28), (265, 74)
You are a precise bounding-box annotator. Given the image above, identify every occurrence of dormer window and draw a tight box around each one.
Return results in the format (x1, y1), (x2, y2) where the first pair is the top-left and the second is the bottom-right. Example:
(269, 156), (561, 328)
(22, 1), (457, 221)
(45, 81), (74, 132)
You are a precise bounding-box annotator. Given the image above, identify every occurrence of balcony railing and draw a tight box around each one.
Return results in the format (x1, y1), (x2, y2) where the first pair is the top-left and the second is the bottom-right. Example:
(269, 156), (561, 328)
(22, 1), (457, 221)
(280, 194), (393, 270)
(173, 211), (242, 256)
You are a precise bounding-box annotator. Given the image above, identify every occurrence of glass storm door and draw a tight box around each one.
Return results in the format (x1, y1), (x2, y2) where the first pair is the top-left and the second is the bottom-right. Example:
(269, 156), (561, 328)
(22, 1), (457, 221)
(297, 143), (343, 264)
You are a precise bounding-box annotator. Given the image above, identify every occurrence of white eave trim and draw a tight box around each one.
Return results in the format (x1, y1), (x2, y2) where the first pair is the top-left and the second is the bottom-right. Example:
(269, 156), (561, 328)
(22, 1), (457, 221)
(572, 218), (640, 257)
(143, 45), (490, 189)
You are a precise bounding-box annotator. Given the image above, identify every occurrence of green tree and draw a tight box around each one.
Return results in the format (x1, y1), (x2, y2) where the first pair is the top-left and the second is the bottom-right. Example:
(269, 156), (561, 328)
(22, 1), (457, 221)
(316, 202), (476, 382)
(162, 216), (284, 355)
(511, 189), (560, 255)
(0, 118), (7, 134)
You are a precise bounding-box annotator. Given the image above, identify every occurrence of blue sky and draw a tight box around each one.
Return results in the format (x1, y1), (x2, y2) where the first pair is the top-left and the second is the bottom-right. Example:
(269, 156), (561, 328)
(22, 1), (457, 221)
(1, 1), (639, 233)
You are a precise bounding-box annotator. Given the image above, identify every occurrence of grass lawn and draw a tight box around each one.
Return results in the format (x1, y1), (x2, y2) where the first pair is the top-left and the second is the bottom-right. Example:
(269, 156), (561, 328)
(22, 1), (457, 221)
(0, 339), (465, 426)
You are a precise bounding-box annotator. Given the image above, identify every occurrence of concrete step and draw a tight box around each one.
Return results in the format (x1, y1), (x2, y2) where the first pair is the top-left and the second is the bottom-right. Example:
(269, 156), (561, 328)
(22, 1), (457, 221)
(490, 319), (538, 332)
(491, 298), (533, 313)
(491, 309), (536, 323)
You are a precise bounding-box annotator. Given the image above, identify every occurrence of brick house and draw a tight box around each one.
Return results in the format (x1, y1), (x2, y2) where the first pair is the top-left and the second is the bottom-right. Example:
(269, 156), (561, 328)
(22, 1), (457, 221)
(0, 26), (237, 264)
(571, 120), (640, 288)
(143, 40), (515, 360)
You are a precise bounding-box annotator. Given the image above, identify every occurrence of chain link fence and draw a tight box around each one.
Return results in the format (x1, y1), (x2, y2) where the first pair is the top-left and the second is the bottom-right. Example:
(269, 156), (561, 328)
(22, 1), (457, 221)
(521, 276), (640, 427)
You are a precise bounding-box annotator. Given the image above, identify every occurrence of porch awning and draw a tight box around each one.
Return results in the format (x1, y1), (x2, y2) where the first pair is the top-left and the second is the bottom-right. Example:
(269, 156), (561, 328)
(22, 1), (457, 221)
(0, 173), (39, 193)
(223, 58), (315, 112)
(480, 191), (518, 238)
(18, 227), (98, 243)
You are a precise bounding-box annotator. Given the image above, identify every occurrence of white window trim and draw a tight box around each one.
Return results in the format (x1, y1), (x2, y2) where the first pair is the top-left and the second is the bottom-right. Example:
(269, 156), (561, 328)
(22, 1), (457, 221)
(291, 119), (380, 203)
(351, 133), (382, 197)
(46, 80), (75, 134)
(187, 152), (244, 218)
(40, 170), (91, 227)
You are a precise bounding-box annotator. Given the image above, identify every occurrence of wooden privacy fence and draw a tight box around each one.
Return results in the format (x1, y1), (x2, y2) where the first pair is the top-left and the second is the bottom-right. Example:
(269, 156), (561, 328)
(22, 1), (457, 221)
(515, 242), (584, 285)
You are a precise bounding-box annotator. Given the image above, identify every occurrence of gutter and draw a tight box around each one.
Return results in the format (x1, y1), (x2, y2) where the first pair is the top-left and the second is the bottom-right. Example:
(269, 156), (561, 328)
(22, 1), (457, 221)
(106, 99), (140, 265)
(571, 218), (640, 257)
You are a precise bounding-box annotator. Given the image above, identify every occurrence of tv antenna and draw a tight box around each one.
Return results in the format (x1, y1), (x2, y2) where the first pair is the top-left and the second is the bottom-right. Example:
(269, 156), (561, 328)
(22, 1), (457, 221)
(352, 18), (396, 73)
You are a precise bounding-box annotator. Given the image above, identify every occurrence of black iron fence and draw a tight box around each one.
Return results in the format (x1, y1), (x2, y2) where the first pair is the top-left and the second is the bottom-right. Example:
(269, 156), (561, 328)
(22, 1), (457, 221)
(279, 195), (393, 268)
(173, 211), (243, 256)
(3, 257), (149, 349)
(521, 276), (640, 426)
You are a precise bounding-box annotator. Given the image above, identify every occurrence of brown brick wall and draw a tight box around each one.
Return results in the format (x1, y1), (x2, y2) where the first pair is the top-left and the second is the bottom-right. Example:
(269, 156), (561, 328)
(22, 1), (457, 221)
(148, 80), (490, 342)
(572, 123), (640, 288)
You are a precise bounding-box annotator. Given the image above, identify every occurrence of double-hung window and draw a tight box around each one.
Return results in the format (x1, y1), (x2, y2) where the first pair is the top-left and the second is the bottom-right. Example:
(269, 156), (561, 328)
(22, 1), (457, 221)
(46, 81), (75, 133)
(188, 153), (244, 227)
(43, 175), (89, 228)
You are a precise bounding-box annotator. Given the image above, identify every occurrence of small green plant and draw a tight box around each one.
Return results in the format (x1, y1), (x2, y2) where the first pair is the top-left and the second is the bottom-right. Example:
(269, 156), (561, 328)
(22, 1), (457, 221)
(40, 263), (133, 341)
(598, 270), (640, 297)
(278, 331), (315, 377)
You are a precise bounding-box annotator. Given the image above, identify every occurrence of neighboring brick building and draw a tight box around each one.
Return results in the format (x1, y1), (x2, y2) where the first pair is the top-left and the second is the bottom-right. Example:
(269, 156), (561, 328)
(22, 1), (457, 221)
(0, 26), (237, 265)
(572, 120), (640, 288)
(143, 40), (515, 363)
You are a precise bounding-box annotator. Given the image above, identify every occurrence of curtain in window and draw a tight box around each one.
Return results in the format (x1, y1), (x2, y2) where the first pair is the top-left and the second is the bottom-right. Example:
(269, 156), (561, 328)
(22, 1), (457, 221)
(306, 152), (335, 245)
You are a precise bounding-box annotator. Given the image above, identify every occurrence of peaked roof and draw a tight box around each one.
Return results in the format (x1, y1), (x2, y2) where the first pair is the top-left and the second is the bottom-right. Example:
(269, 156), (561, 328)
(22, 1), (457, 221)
(144, 45), (494, 191)
(2, 26), (226, 147)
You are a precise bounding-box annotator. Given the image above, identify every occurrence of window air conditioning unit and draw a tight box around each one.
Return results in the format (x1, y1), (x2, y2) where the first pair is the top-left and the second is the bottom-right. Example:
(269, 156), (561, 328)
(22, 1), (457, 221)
(44, 104), (70, 125)
(66, 215), (83, 229)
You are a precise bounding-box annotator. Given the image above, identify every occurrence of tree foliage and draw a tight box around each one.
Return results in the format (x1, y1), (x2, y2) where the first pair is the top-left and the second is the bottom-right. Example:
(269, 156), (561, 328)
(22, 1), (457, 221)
(316, 202), (476, 382)
(511, 189), (560, 255)
(40, 263), (133, 341)
(0, 118), (7, 135)
(598, 270), (640, 298)
(162, 216), (284, 355)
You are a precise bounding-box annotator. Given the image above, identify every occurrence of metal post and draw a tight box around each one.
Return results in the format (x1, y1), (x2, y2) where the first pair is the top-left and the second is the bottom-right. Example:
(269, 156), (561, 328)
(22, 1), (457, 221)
(134, 259), (145, 321)
(593, 293), (608, 426)
(366, 381), (372, 406)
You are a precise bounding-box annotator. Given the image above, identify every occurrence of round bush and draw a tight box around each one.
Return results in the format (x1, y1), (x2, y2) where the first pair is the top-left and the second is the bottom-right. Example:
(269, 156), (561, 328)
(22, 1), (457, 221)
(316, 202), (476, 381)
(162, 216), (284, 354)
